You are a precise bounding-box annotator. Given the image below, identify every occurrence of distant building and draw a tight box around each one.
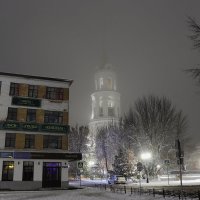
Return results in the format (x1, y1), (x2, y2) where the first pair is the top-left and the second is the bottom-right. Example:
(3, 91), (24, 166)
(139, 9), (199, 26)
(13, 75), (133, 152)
(0, 72), (81, 190)
(89, 63), (121, 133)
(88, 64), (121, 166)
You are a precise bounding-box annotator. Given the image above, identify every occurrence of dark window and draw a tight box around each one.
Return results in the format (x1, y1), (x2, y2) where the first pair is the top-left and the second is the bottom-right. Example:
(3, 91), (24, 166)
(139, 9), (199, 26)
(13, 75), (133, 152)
(43, 135), (62, 149)
(0, 81), (1, 94)
(46, 87), (64, 100)
(7, 107), (17, 121)
(99, 107), (103, 117)
(26, 109), (36, 122)
(9, 83), (19, 96)
(23, 161), (34, 181)
(24, 134), (35, 148)
(28, 85), (38, 98)
(44, 111), (63, 124)
(5, 133), (16, 148)
(108, 107), (115, 117)
(2, 161), (14, 181)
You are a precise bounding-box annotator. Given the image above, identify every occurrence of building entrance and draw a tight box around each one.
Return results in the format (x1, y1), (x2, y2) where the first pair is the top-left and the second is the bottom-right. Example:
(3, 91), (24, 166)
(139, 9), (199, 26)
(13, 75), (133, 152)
(42, 162), (61, 188)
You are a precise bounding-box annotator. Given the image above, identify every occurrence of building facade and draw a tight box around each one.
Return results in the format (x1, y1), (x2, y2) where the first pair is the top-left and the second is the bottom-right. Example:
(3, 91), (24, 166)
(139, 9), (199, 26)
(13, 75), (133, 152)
(88, 64), (121, 165)
(89, 63), (121, 133)
(0, 72), (81, 190)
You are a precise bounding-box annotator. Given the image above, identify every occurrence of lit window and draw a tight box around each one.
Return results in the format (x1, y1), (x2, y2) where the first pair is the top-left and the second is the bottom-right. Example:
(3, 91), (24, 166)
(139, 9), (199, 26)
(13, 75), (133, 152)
(2, 161), (14, 181)
(9, 83), (19, 96)
(28, 85), (38, 98)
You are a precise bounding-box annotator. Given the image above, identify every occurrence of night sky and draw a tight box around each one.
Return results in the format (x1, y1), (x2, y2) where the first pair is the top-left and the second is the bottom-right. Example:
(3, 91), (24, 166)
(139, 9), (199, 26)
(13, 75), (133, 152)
(0, 0), (199, 143)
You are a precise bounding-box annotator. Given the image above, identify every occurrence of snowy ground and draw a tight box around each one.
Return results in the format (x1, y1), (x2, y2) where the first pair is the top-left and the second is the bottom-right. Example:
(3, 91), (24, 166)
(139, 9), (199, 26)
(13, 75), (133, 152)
(1, 179), (200, 200)
(0, 187), (174, 200)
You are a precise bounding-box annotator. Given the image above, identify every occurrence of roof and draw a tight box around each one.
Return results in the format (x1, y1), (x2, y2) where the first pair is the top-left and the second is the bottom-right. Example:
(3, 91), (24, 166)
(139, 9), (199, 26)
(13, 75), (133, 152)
(0, 71), (73, 85)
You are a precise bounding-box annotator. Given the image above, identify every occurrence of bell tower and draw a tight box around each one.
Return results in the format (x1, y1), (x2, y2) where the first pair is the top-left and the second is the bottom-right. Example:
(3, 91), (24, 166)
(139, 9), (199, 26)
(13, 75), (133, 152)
(89, 63), (120, 132)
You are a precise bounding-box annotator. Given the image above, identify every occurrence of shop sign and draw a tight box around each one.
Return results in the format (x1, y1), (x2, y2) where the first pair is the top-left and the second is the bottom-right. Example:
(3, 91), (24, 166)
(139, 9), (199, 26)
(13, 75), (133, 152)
(22, 123), (39, 131)
(41, 124), (68, 133)
(12, 96), (41, 107)
(0, 121), (69, 133)
(3, 122), (20, 130)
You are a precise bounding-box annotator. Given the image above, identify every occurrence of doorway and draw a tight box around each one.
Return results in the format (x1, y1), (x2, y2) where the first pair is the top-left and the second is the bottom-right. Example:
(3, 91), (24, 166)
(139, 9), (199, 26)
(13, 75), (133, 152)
(42, 162), (61, 188)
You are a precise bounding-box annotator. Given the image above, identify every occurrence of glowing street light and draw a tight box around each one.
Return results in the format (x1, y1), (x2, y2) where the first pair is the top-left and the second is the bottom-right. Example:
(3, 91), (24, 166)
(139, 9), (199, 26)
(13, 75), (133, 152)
(141, 152), (152, 183)
(141, 152), (152, 160)
(88, 160), (95, 167)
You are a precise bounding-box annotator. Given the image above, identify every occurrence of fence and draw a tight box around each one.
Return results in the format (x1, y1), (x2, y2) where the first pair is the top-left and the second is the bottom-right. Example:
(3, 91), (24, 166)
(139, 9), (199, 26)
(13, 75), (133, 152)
(93, 184), (200, 199)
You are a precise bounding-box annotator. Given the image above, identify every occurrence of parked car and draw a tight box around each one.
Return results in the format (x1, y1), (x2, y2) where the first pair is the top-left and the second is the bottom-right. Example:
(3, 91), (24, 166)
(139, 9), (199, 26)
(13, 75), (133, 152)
(108, 175), (126, 184)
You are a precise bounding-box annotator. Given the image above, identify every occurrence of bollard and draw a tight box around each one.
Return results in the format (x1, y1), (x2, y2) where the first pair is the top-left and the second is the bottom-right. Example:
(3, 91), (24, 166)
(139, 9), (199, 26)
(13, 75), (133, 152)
(131, 187), (133, 195)
(163, 189), (165, 198)
(153, 188), (155, 197)
(124, 186), (126, 194)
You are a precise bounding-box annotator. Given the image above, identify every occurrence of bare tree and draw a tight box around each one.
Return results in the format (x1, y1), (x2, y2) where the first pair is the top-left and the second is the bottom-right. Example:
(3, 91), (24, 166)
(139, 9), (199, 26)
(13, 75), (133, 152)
(185, 17), (200, 83)
(95, 125), (118, 173)
(68, 124), (89, 178)
(68, 124), (89, 153)
(123, 95), (188, 176)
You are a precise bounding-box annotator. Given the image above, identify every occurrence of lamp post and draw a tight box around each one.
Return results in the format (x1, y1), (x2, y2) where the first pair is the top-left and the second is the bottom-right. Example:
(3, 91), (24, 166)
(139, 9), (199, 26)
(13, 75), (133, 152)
(141, 152), (152, 183)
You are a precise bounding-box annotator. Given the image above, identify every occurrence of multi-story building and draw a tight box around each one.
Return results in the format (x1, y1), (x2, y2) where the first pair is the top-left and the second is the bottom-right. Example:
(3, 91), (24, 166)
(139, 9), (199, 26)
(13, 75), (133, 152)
(0, 72), (81, 190)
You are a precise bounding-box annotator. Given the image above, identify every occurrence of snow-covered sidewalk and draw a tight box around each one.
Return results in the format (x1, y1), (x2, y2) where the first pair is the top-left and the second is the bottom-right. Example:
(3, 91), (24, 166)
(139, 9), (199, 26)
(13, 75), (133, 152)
(0, 187), (174, 200)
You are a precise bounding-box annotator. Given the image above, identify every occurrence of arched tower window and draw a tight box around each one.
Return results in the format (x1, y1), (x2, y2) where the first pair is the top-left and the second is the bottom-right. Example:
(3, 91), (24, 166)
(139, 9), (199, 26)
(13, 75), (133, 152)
(99, 99), (103, 117)
(107, 78), (112, 90)
(99, 78), (104, 89)
(108, 99), (115, 117)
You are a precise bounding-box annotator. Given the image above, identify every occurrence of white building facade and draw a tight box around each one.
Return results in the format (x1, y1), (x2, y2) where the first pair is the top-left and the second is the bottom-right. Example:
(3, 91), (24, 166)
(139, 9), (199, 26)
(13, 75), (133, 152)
(0, 72), (81, 190)
(89, 63), (121, 137)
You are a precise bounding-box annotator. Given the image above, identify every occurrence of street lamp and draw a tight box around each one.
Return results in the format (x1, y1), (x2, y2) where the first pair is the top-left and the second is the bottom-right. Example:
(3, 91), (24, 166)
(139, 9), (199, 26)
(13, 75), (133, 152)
(88, 160), (95, 167)
(141, 152), (152, 183)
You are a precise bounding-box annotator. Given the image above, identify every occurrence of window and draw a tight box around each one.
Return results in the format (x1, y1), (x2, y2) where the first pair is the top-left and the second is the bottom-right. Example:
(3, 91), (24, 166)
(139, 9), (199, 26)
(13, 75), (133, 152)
(23, 161), (34, 181)
(107, 78), (112, 90)
(26, 109), (36, 122)
(44, 111), (63, 124)
(28, 85), (38, 98)
(43, 135), (62, 149)
(7, 107), (17, 121)
(99, 107), (103, 117)
(108, 107), (115, 117)
(5, 133), (16, 148)
(2, 161), (14, 181)
(24, 134), (35, 148)
(9, 83), (19, 96)
(99, 78), (104, 89)
(0, 81), (2, 94)
(46, 87), (64, 100)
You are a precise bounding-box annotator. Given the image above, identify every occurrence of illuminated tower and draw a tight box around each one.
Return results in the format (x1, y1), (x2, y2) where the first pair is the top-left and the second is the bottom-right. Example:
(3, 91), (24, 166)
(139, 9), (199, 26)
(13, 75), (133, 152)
(89, 63), (120, 134)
